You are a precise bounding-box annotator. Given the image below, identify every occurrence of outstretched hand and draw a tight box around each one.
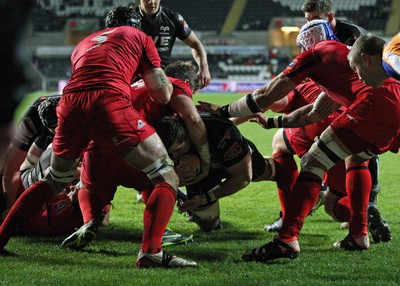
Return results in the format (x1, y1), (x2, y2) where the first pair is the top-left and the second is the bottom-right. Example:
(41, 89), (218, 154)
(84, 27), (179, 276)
(196, 101), (221, 115)
(249, 112), (271, 129)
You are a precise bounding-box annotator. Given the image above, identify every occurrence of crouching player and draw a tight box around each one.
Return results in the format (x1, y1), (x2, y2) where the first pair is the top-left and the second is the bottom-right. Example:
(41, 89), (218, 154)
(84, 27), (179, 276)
(155, 114), (276, 232)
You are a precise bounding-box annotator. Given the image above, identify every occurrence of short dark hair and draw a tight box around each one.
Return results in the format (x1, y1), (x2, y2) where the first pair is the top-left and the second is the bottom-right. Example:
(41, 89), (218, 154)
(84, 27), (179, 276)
(301, 0), (333, 14)
(38, 96), (61, 129)
(348, 34), (386, 64)
(155, 116), (189, 150)
(164, 61), (199, 91)
(105, 5), (141, 28)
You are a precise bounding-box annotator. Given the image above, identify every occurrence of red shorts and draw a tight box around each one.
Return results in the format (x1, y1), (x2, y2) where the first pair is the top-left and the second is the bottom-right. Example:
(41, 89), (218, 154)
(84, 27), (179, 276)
(80, 143), (150, 204)
(284, 116), (336, 157)
(330, 89), (400, 155)
(53, 89), (155, 159)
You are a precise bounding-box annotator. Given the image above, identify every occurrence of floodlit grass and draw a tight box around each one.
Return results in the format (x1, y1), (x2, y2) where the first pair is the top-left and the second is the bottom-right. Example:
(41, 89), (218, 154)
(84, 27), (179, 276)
(1, 91), (399, 285)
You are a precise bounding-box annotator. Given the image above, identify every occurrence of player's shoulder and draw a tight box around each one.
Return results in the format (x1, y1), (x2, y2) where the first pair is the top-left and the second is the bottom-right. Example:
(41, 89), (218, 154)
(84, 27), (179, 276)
(159, 6), (185, 23)
(200, 112), (238, 134)
(159, 6), (180, 18)
(336, 20), (367, 35)
(168, 77), (192, 97)
(379, 78), (400, 92)
(313, 40), (348, 54)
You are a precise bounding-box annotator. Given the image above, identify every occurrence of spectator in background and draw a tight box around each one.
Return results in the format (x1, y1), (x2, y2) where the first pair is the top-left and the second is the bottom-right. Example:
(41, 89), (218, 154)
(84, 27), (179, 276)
(130, 0), (211, 88)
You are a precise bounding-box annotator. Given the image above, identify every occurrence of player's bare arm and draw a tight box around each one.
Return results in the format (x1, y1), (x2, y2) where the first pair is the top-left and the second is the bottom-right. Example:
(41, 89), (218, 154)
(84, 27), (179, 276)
(197, 73), (296, 119)
(178, 153), (252, 212)
(183, 32), (211, 88)
(142, 68), (173, 105)
(169, 94), (210, 184)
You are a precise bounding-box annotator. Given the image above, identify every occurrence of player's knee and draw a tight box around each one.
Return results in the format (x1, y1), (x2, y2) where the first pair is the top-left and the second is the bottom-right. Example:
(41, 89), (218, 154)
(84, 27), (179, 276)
(45, 166), (77, 194)
(143, 154), (178, 188)
(191, 201), (221, 232)
(299, 153), (325, 179)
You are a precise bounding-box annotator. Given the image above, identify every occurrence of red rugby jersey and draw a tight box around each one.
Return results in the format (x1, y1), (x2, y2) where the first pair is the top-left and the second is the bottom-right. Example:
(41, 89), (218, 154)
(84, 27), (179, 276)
(64, 26), (161, 98)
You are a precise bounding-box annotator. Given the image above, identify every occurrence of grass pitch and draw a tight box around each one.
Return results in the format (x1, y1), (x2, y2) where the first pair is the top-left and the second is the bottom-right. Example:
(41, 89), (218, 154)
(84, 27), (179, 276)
(1, 91), (399, 285)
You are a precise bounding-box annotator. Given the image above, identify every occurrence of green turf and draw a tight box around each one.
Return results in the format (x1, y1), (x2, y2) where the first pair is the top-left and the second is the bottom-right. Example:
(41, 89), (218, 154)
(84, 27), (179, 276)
(1, 91), (399, 285)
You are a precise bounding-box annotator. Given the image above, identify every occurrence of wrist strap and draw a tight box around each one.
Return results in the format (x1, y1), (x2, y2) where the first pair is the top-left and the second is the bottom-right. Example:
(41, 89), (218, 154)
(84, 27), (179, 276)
(202, 190), (217, 204)
(266, 116), (284, 129)
(219, 105), (231, 118)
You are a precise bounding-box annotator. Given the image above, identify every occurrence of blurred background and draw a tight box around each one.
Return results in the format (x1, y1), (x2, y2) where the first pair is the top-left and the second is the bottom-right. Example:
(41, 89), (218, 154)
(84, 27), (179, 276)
(28, 0), (399, 93)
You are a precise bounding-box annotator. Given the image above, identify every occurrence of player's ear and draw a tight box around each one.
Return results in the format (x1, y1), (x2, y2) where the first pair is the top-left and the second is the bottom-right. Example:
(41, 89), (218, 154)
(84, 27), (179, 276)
(360, 52), (371, 66)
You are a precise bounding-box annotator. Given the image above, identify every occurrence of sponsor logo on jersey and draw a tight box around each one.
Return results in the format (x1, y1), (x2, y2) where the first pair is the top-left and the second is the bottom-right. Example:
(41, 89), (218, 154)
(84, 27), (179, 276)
(137, 119), (145, 129)
(52, 200), (70, 213)
(286, 59), (298, 71)
(160, 26), (169, 33)
(183, 20), (189, 32)
(111, 136), (131, 146)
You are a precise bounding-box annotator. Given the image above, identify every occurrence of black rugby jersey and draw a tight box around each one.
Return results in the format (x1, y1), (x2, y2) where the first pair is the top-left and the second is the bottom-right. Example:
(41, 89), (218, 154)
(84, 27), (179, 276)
(335, 20), (367, 46)
(134, 5), (192, 68)
(12, 93), (61, 152)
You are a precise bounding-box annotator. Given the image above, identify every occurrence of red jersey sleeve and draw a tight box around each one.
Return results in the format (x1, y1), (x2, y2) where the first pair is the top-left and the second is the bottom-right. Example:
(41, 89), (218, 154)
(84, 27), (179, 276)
(168, 77), (193, 99)
(283, 49), (316, 85)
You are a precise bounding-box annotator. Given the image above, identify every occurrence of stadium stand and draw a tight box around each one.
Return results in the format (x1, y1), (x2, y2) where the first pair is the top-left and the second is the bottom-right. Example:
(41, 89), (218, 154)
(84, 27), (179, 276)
(31, 0), (393, 90)
(237, 0), (296, 31)
(162, 0), (233, 32)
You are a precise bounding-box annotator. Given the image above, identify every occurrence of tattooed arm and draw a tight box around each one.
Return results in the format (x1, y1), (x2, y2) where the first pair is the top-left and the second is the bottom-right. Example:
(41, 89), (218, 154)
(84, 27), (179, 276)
(252, 91), (341, 129)
(282, 91), (341, 127)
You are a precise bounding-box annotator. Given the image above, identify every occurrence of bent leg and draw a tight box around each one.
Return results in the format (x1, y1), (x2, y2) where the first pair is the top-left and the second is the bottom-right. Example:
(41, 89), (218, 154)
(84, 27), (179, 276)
(271, 129), (298, 219)
(279, 127), (352, 242)
(123, 133), (178, 254)
(0, 151), (79, 249)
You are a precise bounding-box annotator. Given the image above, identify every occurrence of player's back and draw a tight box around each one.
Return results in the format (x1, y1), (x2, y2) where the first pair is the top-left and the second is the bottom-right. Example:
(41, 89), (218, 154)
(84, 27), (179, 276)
(65, 26), (160, 97)
(130, 77), (193, 125)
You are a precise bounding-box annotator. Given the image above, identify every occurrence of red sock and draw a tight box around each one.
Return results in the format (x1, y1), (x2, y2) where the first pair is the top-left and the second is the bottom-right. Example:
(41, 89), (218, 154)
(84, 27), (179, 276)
(333, 196), (351, 222)
(140, 184), (154, 205)
(0, 181), (53, 249)
(346, 162), (371, 238)
(78, 188), (106, 224)
(279, 171), (322, 242)
(273, 152), (298, 219)
(141, 183), (176, 253)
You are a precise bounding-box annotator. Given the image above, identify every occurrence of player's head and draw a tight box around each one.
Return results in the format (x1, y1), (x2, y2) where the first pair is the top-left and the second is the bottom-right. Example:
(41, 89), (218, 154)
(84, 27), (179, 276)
(155, 116), (191, 160)
(296, 19), (338, 52)
(139, 0), (161, 17)
(302, 0), (334, 22)
(38, 96), (61, 131)
(165, 61), (199, 92)
(348, 34), (388, 88)
(105, 5), (141, 29)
